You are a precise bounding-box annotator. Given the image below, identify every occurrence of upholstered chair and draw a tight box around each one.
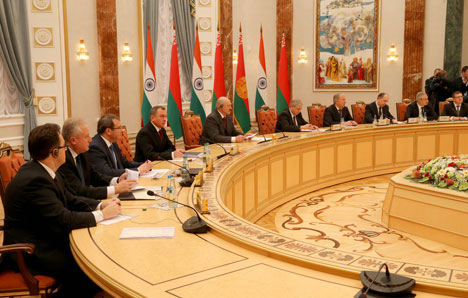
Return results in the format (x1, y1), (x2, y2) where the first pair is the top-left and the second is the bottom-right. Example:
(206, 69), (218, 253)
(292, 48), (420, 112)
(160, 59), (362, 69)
(351, 101), (366, 124)
(116, 126), (134, 161)
(396, 99), (412, 121)
(257, 105), (276, 134)
(180, 110), (203, 150)
(307, 103), (325, 127)
(439, 97), (453, 115)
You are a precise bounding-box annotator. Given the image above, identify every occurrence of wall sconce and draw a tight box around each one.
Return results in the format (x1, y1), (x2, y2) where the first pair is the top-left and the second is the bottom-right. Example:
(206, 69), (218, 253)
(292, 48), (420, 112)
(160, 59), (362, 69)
(233, 49), (238, 65)
(121, 42), (133, 62)
(387, 44), (398, 61)
(77, 39), (89, 61)
(298, 47), (307, 64)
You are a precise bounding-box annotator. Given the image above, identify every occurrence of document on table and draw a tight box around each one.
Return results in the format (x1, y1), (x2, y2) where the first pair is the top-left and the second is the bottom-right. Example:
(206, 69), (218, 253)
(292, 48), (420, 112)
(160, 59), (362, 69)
(99, 214), (133, 225)
(119, 227), (175, 239)
(132, 186), (162, 200)
(140, 169), (170, 179)
(251, 137), (272, 142)
(185, 151), (202, 158)
(245, 133), (257, 139)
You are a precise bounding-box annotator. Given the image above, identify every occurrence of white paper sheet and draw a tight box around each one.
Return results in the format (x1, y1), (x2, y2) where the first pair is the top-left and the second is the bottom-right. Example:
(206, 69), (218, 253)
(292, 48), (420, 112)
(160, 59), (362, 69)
(140, 169), (170, 179)
(99, 214), (132, 225)
(119, 227), (175, 239)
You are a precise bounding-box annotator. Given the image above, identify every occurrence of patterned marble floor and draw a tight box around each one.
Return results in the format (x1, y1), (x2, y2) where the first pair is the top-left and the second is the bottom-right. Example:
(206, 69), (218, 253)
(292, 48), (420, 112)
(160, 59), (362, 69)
(256, 175), (468, 273)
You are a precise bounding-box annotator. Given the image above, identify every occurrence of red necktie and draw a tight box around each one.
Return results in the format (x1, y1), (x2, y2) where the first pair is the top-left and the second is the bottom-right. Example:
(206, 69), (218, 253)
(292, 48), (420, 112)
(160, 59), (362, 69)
(159, 129), (163, 143)
(223, 116), (227, 129)
(293, 116), (297, 126)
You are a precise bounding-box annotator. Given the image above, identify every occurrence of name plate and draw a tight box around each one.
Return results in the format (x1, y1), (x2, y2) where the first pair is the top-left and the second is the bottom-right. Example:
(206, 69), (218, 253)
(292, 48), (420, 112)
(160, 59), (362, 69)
(407, 117), (419, 124)
(330, 124), (342, 131)
(438, 116), (450, 122)
(377, 119), (390, 126)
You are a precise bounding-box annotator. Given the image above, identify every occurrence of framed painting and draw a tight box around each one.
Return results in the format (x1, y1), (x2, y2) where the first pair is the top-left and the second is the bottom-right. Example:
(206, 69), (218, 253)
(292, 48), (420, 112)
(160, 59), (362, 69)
(315, 0), (379, 90)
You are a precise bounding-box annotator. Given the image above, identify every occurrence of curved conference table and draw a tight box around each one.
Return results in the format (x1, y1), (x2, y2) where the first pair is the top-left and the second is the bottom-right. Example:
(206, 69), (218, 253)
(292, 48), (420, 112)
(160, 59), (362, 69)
(70, 122), (468, 298)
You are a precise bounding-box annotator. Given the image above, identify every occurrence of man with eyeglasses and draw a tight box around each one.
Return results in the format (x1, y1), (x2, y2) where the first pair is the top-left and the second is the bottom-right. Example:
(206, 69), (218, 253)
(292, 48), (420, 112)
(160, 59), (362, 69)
(441, 91), (468, 120)
(89, 114), (152, 177)
(3, 123), (121, 297)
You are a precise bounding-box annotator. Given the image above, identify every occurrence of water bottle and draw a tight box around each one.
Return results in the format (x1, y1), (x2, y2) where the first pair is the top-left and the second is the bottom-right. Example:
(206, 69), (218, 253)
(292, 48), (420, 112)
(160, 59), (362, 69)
(372, 115), (377, 127)
(167, 175), (178, 209)
(182, 154), (188, 170)
(423, 111), (427, 122)
(340, 117), (345, 127)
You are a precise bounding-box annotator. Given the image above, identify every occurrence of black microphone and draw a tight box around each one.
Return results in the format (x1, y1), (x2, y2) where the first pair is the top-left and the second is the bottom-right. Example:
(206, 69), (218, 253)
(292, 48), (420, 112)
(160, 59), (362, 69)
(155, 155), (195, 187)
(203, 139), (229, 160)
(274, 126), (288, 139)
(147, 190), (210, 234)
(257, 123), (272, 144)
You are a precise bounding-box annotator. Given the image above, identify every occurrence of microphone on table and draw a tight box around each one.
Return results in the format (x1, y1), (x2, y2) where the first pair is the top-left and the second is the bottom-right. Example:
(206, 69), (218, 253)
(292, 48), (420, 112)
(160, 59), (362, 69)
(257, 123), (272, 144)
(156, 155), (194, 187)
(274, 126), (288, 139)
(147, 190), (210, 234)
(204, 138), (229, 160)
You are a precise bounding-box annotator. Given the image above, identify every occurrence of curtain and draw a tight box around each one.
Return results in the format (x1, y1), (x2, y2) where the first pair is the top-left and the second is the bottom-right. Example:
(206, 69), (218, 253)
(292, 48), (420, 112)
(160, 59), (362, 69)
(0, 55), (20, 115)
(171, 0), (195, 102)
(0, 0), (36, 159)
(144, 0), (159, 64)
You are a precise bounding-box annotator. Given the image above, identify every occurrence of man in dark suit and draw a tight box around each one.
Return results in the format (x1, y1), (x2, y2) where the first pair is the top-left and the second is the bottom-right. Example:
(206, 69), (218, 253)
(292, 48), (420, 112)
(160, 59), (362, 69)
(3, 123), (121, 297)
(451, 66), (468, 102)
(364, 92), (396, 123)
(89, 114), (152, 177)
(200, 97), (252, 144)
(276, 99), (317, 132)
(135, 106), (185, 161)
(58, 118), (136, 200)
(404, 92), (438, 121)
(441, 91), (468, 120)
(323, 93), (358, 127)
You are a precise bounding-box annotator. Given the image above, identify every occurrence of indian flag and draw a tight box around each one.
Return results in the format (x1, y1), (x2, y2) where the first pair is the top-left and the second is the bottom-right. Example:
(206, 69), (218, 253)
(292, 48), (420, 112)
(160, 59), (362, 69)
(255, 25), (267, 117)
(141, 25), (156, 126)
(190, 25), (206, 124)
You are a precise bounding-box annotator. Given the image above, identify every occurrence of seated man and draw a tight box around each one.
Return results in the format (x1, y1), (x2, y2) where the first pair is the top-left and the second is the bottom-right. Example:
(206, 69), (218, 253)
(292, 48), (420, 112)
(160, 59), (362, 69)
(58, 118), (136, 200)
(135, 106), (185, 161)
(276, 99), (318, 132)
(441, 91), (468, 120)
(364, 92), (396, 123)
(404, 92), (438, 121)
(323, 93), (358, 127)
(89, 114), (152, 177)
(3, 123), (121, 297)
(200, 97), (252, 144)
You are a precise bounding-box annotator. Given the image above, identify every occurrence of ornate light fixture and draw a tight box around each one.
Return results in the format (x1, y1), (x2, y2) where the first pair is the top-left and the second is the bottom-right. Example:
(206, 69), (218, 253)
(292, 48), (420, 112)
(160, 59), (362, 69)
(232, 49), (238, 65)
(121, 42), (133, 62)
(298, 47), (307, 64)
(77, 39), (89, 61)
(387, 44), (398, 61)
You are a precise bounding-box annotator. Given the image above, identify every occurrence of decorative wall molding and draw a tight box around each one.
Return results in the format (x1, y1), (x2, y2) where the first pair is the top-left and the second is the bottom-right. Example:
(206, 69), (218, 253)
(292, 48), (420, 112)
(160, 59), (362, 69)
(198, 17), (212, 31)
(202, 65), (212, 79)
(35, 62), (55, 81)
(33, 27), (54, 47)
(37, 96), (57, 115)
(200, 42), (212, 55)
(32, 0), (52, 12)
(198, 0), (211, 7)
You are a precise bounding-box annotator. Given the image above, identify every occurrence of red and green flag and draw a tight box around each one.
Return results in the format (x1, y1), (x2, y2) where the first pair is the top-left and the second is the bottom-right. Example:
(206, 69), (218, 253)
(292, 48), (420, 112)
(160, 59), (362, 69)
(276, 33), (290, 116)
(211, 30), (225, 112)
(167, 32), (183, 139)
(141, 25), (156, 126)
(190, 25), (206, 124)
(255, 25), (268, 117)
(233, 24), (250, 133)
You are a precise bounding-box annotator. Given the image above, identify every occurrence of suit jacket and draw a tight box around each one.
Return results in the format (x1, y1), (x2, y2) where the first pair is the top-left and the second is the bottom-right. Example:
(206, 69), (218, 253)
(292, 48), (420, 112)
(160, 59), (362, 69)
(58, 150), (112, 200)
(323, 105), (354, 127)
(441, 101), (468, 117)
(89, 134), (142, 177)
(134, 123), (175, 161)
(199, 111), (242, 144)
(363, 102), (395, 123)
(452, 77), (468, 101)
(404, 101), (438, 121)
(276, 108), (308, 132)
(3, 160), (98, 278)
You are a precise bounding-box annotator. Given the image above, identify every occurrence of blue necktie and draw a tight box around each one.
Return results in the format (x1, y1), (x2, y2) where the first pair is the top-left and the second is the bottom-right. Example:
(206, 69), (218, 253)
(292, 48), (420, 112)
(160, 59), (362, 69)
(75, 156), (86, 185)
(109, 145), (118, 169)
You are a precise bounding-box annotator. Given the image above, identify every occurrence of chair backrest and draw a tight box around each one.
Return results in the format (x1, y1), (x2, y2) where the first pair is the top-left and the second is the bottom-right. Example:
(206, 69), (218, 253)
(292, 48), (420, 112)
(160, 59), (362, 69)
(0, 143), (25, 202)
(396, 99), (412, 121)
(180, 110), (203, 150)
(116, 126), (133, 161)
(439, 97), (453, 115)
(257, 105), (276, 134)
(351, 101), (366, 124)
(307, 103), (325, 127)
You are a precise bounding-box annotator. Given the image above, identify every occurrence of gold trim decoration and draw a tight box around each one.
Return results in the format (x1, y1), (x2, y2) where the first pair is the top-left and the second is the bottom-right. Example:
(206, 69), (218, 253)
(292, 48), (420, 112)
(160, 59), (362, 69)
(35, 62), (55, 81)
(198, 0), (211, 6)
(203, 89), (212, 102)
(32, 0), (52, 12)
(198, 17), (212, 31)
(37, 96), (57, 115)
(200, 42), (212, 55)
(202, 66), (212, 79)
(33, 27), (53, 47)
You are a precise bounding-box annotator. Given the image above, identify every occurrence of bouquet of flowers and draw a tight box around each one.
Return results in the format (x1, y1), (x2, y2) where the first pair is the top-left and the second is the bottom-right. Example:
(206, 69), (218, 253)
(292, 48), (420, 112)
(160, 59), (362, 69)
(406, 155), (468, 191)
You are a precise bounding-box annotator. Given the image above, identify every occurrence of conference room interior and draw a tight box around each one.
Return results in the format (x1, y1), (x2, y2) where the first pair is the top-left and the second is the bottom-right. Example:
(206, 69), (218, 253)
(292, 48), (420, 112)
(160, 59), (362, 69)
(1, 0), (468, 297)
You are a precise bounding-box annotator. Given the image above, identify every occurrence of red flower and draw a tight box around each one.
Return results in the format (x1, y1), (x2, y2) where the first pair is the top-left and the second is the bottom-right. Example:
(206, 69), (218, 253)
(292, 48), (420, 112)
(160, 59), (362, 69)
(425, 172), (429, 177)
(444, 174), (448, 178)
(446, 179), (454, 186)
(412, 170), (421, 179)
(440, 177), (444, 181)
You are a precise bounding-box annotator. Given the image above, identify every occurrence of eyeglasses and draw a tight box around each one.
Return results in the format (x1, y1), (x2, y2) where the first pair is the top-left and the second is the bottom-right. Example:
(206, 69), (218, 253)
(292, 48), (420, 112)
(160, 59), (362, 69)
(57, 145), (68, 150)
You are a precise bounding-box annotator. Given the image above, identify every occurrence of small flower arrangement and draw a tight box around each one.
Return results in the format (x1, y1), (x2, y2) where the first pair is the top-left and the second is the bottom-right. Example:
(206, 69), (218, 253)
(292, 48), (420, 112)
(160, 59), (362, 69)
(406, 155), (468, 191)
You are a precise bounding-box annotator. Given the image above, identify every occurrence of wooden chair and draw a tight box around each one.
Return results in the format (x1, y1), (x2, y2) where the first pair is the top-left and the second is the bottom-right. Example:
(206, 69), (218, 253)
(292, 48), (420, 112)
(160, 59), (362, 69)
(0, 243), (57, 298)
(0, 143), (25, 206)
(396, 99), (412, 121)
(256, 105), (276, 134)
(351, 101), (366, 124)
(439, 97), (453, 115)
(307, 103), (325, 128)
(180, 110), (203, 150)
(116, 126), (134, 161)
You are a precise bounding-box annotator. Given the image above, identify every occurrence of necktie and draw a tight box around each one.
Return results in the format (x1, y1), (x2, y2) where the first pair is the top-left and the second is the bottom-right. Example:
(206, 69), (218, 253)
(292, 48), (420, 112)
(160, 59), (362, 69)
(420, 107), (424, 117)
(158, 129), (164, 143)
(109, 145), (118, 169)
(338, 109), (342, 119)
(456, 106), (460, 116)
(223, 116), (227, 129)
(293, 116), (297, 126)
(75, 156), (86, 185)
(378, 107), (382, 119)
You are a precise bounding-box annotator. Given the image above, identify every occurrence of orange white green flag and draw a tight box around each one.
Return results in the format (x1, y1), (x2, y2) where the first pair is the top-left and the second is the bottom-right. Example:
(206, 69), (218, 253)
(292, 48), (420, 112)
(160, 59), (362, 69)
(255, 25), (267, 117)
(142, 25), (156, 126)
(167, 32), (183, 139)
(211, 30), (225, 112)
(190, 25), (206, 124)
(233, 24), (250, 133)
(276, 33), (290, 116)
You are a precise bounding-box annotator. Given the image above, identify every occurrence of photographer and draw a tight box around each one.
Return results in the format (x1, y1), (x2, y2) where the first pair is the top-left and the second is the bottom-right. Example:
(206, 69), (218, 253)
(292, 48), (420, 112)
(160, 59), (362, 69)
(428, 69), (451, 115)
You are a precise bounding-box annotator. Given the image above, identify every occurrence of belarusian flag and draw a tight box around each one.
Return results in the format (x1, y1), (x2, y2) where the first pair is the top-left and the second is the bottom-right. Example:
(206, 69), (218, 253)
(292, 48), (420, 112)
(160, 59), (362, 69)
(276, 33), (290, 116)
(167, 32), (183, 139)
(255, 25), (267, 117)
(211, 30), (225, 112)
(233, 24), (250, 133)
(190, 25), (206, 124)
(141, 25), (156, 126)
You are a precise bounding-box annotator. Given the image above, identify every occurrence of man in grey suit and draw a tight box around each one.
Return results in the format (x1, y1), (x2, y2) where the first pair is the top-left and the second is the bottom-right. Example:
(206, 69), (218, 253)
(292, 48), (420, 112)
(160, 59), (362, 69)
(200, 97), (252, 144)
